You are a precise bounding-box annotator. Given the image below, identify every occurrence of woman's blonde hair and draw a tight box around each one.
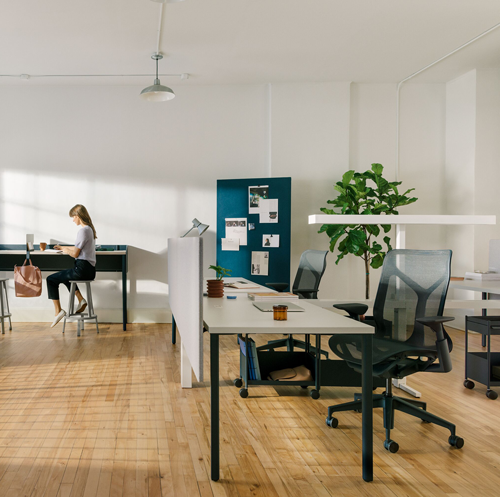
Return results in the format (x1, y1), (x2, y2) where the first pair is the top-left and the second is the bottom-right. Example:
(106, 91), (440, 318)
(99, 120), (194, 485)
(69, 204), (97, 239)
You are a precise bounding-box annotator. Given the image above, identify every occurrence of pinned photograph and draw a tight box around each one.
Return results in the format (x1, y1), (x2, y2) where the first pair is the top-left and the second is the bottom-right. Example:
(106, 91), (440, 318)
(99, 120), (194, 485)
(249, 185), (269, 214)
(248, 223), (255, 231)
(225, 218), (247, 245)
(263, 235), (279, 248)
(259, 198), (279, 223)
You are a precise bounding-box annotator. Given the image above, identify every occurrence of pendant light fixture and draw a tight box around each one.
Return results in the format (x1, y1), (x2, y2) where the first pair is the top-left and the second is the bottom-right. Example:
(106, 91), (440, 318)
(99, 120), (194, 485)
(140, 53), (175, 102)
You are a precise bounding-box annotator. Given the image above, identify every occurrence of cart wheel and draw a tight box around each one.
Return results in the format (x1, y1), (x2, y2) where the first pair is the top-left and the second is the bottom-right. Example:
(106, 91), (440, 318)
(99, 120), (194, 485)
(310, 389), (320, 399)
(449, 435), (464, 449)
(326, 416), (338, 428)
(463, 379), (475, 390)
(300, 385), (308, 389)
(239, 388), (248, 399)
(384, 440), (399, 453)
(486, 389), (498, 400)
(233, 378), (243, 388)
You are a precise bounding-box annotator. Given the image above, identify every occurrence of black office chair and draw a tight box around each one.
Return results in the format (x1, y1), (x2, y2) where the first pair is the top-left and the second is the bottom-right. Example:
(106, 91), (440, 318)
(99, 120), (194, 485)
(257, 249), (328, 355)
(326, 249), (464, 453)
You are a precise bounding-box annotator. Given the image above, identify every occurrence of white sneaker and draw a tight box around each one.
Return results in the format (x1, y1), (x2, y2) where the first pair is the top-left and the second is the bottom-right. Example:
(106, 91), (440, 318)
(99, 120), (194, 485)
(76, 299), (87, 314)
(51, 310), (66, 328)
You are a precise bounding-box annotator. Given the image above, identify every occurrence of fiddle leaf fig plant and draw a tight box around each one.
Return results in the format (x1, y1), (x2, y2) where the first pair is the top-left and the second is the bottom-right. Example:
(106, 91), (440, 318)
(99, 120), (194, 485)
(319, 163), (418, 299)
(208, 265), (232, 281)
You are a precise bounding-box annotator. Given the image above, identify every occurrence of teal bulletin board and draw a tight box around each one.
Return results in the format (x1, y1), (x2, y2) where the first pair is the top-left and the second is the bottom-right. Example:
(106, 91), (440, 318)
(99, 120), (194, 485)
(216, 177), (291, 289)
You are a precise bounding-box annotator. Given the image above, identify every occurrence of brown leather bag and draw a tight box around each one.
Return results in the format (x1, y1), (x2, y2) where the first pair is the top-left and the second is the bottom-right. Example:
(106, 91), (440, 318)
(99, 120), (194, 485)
(14, 259), (42, 297)
(267, 365), (313, 382)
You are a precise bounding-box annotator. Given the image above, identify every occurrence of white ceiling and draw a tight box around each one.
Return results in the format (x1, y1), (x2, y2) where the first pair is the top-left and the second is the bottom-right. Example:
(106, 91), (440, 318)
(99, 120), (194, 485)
(2, 0), (500, 86)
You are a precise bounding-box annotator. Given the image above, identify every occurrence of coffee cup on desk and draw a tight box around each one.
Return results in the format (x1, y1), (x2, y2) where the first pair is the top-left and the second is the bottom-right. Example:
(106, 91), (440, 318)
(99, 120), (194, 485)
(39, 242), (47, 251)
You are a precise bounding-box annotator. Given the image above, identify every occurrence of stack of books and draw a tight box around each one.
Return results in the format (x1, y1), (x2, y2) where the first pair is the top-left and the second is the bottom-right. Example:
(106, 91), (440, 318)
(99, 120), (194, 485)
(248, 292), (299, 301)
(464, 271), (500, 281)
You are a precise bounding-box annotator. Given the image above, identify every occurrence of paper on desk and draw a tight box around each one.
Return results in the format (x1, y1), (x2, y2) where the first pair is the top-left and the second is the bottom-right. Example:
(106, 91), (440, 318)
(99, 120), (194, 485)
(44, 249), (63, 253)
(251, 251), (269, 276)
(225, 218), (247, 245)
(221, 238), (240, 251)
(259, 199), (278, 223)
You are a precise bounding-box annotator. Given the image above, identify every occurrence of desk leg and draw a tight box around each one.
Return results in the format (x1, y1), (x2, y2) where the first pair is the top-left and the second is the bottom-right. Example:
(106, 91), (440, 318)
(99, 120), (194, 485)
(172, 316), (176, 344)
(210, 333), (220, 481)
(361, 334), (373, 482)
(482, 292), (487, 347)
(122, 255), (127, 331)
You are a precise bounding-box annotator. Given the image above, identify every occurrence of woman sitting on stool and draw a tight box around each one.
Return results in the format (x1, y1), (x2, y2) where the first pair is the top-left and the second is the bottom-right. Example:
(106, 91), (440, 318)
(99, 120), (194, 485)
(47, 204), (97, 328)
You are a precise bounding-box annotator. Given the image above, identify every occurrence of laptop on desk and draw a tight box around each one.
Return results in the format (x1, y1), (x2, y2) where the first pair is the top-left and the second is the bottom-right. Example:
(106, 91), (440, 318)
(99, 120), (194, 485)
(252, 302), (305, 312)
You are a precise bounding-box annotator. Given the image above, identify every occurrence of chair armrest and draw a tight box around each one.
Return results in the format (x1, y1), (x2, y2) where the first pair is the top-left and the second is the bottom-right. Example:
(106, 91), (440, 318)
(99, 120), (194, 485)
(333, 303), (369, 321)
(416, 316), (454, 373)
(294, 288), (319, 299)
(266, 282), (288, 292)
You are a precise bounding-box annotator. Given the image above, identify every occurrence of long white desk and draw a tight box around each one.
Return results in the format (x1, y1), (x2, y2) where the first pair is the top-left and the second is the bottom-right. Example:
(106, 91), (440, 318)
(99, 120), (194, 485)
(203, 296), (376, 483)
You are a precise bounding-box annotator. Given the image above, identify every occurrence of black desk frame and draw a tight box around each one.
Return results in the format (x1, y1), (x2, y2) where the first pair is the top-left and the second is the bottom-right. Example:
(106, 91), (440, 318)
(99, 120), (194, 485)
(0, 244), (128, 330)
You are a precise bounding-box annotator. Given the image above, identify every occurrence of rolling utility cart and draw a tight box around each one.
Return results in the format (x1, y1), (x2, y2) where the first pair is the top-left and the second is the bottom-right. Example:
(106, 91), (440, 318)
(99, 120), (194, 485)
(464, 315), (500, 399)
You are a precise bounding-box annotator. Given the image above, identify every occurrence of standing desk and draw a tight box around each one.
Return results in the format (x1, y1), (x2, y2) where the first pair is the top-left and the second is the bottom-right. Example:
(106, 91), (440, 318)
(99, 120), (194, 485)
(203, 297), (376, 483)
(0, 244), (129, 330)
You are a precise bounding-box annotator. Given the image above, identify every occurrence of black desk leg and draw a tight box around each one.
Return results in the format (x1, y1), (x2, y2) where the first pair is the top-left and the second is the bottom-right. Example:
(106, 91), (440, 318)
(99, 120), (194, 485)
(482, 292), (487, 347)
(172, 316), (176, 344)
(361, 334), (373, 482)
(122, 255), (127, 331)
(210, 333), (220, 481)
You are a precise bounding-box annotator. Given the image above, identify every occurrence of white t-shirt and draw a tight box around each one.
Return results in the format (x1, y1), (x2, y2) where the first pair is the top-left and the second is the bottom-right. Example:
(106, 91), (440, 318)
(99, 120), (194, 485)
(75, 225), (96, 266)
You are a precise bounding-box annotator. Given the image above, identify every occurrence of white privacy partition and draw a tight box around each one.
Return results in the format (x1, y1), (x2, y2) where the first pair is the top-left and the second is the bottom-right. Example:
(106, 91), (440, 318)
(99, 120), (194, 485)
(168, 237), (203, 385)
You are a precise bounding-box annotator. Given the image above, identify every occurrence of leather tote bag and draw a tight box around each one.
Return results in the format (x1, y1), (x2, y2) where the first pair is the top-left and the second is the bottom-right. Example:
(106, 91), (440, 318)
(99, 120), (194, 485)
(14, 259), (42, 297)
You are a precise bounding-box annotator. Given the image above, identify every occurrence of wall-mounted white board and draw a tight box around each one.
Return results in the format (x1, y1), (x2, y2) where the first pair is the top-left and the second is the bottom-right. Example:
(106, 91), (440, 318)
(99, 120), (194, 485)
(168, 237), (203, 382)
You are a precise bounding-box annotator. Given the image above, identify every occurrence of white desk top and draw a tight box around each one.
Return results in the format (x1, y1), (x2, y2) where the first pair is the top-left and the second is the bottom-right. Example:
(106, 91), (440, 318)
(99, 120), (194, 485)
(450, 279), (500, 294)
(203, 297), (374, 335)
(0, 250), (126, 256)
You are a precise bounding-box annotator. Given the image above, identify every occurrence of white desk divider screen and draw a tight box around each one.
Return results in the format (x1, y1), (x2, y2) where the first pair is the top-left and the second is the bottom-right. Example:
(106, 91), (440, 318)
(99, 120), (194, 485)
(167, 237), (203, 382)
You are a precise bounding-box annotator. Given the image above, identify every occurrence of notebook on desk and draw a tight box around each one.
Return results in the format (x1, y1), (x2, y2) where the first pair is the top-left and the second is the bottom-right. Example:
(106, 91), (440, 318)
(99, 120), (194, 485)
(253, 302), (304, 312)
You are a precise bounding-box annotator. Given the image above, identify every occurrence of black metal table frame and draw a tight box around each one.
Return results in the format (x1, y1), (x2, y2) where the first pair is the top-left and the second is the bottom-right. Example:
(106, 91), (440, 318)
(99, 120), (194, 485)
(209, 332), (374, 483)
(0, 244), (128, 331)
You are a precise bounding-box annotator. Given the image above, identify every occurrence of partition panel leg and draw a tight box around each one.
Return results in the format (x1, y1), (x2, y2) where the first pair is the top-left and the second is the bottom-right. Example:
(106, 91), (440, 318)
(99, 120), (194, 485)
(361, 334), (373, 482)
(122, 255), (127, 331)
(180, 341), (192, 389)
(210, 333), (220, 481)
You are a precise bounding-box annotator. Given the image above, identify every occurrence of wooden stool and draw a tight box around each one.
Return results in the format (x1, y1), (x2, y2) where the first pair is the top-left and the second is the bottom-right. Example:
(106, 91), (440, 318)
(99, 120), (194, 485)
(0, 278), (12, 334)
(62, 280), (99, 337)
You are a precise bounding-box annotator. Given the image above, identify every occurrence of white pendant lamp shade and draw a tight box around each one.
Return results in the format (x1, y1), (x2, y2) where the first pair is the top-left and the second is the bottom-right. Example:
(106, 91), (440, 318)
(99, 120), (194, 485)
(140, 54), (175, 102)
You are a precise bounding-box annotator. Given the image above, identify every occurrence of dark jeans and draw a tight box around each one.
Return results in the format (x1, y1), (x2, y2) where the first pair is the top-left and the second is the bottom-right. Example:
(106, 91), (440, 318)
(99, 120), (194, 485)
(47, 259), (96, 300)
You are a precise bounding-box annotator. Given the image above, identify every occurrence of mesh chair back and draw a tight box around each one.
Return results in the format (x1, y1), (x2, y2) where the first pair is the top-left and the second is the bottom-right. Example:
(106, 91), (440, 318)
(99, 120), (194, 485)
(373, 249), (451, 349)
(292, 250), (328, 295)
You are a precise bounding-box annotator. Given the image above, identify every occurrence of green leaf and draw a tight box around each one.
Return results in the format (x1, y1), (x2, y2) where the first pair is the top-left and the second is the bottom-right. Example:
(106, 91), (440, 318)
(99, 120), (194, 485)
(384, 236), (393, 251)
(381, 224), (391, 233)
(366, 224), (380, 237)
(342, 170), (355, 186)
(370, 254), (384, 269)
(371, 163), (384, 176)
(320, 208), (335, 215)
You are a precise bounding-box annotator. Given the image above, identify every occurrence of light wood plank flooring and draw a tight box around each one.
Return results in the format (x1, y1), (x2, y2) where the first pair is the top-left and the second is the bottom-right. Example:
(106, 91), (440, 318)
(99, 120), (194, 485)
(0, 322), (499, 496)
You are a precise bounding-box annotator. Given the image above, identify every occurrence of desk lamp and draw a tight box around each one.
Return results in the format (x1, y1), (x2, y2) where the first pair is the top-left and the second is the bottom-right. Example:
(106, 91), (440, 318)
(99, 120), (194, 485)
(182, 219), (209, 238)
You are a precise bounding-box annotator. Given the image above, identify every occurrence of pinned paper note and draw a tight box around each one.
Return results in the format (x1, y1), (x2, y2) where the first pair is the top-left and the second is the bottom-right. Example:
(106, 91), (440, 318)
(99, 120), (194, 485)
(251, 251), (269, 276)
(221, 238), (240, 251)
(259, 199), (278, 223)
(225, 218), (247, 245)
(249, 185), (269, 214)
(263, 235), (279, 248)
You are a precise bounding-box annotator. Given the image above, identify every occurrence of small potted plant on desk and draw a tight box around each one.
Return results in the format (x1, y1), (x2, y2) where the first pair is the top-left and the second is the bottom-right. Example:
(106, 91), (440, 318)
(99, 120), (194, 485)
(207, 265), (232, 298)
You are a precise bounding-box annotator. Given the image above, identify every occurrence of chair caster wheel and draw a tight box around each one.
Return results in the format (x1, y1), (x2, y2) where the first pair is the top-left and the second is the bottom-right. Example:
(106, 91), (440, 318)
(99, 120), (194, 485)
(463, 379), (475, 390)
(384, 440), (399, 453)
(300, 385), (308, 389)
(326, 417), (338, 428)
(354, 409), (362, 413)
(233, 378), (243, 388)
(486, 389), (498, 400)
(310, 389), (320, 399)
(239, 388), (248, 398)
(448, 435), (464, 449)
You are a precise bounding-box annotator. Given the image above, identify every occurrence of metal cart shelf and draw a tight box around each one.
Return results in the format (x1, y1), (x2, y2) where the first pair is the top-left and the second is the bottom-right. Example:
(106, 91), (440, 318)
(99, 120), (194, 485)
(464, 315), (500, 399)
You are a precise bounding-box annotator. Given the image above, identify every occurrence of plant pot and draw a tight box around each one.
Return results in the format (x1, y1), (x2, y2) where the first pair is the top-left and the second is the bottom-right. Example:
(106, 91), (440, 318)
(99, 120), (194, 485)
(207, 279), (224, 298)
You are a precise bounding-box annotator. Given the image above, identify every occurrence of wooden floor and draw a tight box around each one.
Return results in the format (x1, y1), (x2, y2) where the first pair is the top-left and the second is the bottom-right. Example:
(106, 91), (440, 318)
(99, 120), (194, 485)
(0, 323), (499, 497)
